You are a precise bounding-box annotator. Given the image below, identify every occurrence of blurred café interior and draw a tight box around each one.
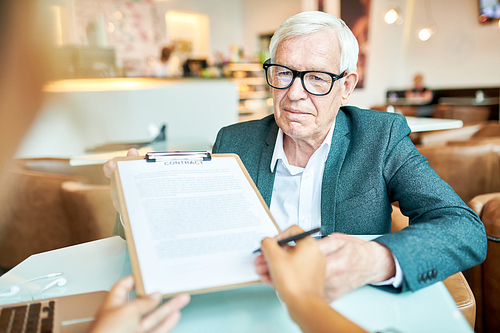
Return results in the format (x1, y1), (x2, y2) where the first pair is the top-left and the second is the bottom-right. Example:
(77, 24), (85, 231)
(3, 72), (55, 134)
(1, 0), (500, 331)
(14, 0), (500, 158)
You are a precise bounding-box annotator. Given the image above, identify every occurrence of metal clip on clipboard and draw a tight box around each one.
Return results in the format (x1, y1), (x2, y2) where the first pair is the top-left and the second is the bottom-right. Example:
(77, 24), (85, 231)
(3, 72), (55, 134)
(145, 151), (212, 162)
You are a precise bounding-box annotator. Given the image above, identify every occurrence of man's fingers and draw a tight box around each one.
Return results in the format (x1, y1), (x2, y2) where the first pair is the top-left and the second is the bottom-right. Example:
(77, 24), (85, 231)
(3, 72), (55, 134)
(127, 148), (140, 156)
(103, 148), (139, 179)
(316, 233), (347, 255)
(103, 159), (117, 179)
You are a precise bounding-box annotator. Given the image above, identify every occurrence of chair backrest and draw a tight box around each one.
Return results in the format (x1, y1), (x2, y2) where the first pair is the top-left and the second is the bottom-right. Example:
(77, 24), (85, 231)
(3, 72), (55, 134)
(0, 158), (113, 269)
(442, 272), (476, 329)
(468, 193), (500, 333)
(60, 181), (116, 244)
(390, 205), (408, 232)
(418, 123), (483, 146)
(418, 142), (500, 203)
(433, 104), (492, 124)
(472, 123), (500, 139)
(0, 168), (84, 268)
(418, 122), (500, 147)
(391, 204), (476, 329)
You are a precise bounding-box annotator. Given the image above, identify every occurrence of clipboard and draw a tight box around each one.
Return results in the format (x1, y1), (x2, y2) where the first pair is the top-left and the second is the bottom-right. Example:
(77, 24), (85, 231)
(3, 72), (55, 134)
(113, 152), (280, 297)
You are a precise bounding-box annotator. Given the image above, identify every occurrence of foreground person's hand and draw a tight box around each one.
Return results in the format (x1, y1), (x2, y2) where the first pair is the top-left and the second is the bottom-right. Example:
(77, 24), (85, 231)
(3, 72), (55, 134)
(89, 275), (190, 333)
(260, 225), (326, 304)
(259, 226), (365, 333)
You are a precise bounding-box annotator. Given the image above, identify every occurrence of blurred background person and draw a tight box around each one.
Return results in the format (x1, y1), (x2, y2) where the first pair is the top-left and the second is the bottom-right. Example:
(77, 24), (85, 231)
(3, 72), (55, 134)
(145, 45), (182, 78)
(405, 73), (434, 116)
(405, 73), (433, 104)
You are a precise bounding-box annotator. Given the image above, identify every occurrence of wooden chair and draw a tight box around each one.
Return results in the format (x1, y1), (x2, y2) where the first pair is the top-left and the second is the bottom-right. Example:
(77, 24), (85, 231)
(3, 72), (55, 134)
(0, 167), (84, 269)
(433, 104), (492, 124)
(0, 158), (112, 270)
(467, 193), (500, 333)
(417, 140), (500, 203)
(60, 181), (116, 244)
(391, 205), (476, 329)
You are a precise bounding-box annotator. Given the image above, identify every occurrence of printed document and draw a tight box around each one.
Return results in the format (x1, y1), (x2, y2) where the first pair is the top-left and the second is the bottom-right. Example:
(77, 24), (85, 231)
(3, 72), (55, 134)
(116, 155), (279, 295)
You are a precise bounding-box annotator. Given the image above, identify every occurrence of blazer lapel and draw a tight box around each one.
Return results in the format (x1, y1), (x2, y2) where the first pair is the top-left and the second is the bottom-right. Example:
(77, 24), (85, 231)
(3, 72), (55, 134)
(321, 109), (351, 234)
(256, 121), (278, 207)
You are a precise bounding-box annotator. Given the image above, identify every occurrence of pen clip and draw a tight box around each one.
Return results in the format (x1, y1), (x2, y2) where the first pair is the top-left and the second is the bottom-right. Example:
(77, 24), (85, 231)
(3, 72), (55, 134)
(146, 151), (212, 162)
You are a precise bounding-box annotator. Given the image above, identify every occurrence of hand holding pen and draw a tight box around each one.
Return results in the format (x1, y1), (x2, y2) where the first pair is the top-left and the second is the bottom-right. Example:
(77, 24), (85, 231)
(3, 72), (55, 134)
(254, 225), (326, 287)
(256, 226), (366, 333)
(253, 227), (322, 253)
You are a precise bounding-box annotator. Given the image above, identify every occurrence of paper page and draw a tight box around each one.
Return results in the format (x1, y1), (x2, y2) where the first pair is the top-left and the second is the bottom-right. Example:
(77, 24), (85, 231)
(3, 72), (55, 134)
(117, 156), (279, 295)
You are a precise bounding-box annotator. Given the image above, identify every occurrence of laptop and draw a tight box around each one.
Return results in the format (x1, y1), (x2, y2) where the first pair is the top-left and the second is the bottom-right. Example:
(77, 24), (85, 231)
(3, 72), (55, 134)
(0, 290), (108, 333)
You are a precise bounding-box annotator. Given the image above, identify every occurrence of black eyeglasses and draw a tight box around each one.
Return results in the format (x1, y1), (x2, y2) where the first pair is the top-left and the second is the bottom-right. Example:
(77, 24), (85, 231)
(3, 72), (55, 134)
(262, 59), (346, 96)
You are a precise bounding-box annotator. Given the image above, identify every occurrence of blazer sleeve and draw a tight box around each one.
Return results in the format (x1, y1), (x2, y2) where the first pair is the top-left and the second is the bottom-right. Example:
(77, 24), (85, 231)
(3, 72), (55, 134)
(373, 116), (487, 292)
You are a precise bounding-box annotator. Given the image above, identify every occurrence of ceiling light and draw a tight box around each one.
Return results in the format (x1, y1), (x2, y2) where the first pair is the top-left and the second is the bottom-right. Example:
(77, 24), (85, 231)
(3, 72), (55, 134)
(384, 6), (404, 25)
(418, 0), (437, 41)
(418, 27), (435, 41)
(385, 9), (398, 24)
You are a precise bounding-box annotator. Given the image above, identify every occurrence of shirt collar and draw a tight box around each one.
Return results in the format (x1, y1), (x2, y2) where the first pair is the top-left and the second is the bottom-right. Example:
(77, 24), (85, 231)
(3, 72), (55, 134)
(270, 121), (336, 172)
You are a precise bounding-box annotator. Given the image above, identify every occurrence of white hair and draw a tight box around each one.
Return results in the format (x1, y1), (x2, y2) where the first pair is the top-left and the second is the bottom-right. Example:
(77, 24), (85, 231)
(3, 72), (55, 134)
(269, 11), (359, 73)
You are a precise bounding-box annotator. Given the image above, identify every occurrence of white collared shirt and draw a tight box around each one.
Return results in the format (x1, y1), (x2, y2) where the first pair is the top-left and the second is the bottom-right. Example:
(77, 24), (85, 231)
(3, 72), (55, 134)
(270, 123), (335, 234)
(269, 122), (403, 288)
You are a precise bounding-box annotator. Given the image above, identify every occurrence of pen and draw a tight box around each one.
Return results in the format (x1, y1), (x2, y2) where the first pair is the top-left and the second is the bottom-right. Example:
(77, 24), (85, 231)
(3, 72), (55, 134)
(253, 227), (322, 253)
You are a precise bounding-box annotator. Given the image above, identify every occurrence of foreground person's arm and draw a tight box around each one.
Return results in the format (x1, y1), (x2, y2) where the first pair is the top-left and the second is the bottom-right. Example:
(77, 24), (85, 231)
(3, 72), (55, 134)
(260, 226), (366, 333)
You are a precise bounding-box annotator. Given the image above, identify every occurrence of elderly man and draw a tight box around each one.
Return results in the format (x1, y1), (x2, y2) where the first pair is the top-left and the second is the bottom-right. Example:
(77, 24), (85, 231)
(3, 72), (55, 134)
(109, 11), (486, 301)
(211, 11), (486, 300)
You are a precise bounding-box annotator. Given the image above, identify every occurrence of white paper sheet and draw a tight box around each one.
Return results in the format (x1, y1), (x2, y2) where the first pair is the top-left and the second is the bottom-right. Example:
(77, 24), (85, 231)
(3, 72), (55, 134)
(117, 156), (279, 295)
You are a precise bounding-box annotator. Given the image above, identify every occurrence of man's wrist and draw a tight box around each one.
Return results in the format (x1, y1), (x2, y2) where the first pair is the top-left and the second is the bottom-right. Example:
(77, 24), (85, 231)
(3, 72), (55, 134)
(371, 255), (403, 288)
(368, 241), (396, 284)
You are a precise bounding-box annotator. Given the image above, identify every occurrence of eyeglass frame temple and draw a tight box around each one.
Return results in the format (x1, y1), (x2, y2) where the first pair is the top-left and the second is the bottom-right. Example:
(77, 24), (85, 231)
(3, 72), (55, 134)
(262, 59), (347, 96)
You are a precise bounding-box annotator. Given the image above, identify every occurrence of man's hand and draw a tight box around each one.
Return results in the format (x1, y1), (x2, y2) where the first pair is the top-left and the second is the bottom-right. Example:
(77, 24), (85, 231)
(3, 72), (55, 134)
(103, 148), (140, 215)
(255, 231), (396, 302)
(259, 226), (366, 333)
(89, 275), (190, 333)
(317, 234), (396, 302)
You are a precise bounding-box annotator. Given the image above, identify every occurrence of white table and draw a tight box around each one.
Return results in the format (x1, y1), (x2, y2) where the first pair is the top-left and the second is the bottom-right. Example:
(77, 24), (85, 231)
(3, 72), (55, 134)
(0, 237), (472, 333)
(405, 116), (463, 132)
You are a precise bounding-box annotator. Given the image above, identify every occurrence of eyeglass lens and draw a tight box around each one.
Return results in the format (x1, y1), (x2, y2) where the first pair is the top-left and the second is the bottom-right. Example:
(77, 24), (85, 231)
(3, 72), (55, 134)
(267, 65), (334, 95)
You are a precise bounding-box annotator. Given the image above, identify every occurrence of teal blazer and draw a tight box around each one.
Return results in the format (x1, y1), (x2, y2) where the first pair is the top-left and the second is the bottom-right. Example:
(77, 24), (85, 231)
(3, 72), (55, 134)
(213, 106), (487, 292)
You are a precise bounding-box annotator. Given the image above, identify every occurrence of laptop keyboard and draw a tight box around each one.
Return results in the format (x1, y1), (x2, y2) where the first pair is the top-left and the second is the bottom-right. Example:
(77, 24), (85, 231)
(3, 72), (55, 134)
(0, 300), (55, 333)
